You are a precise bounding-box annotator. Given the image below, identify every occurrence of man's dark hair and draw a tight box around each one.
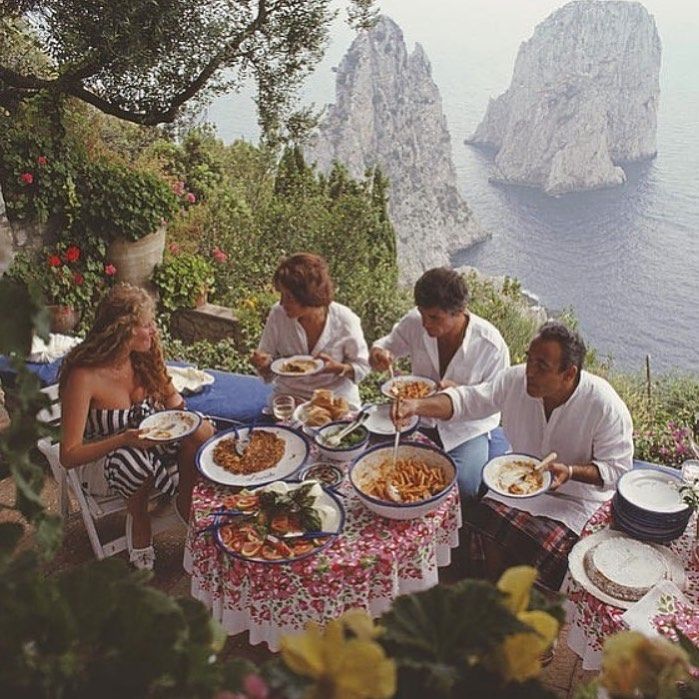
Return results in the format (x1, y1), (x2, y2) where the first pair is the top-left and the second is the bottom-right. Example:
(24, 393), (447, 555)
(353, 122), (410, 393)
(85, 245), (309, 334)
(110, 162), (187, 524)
(413, 267), (469, 314)
(534, 321), (587, 373)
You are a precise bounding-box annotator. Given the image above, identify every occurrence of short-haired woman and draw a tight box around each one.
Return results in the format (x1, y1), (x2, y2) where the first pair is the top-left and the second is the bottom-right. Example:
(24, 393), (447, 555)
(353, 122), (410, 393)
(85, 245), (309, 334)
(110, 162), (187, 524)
(251, 252), (370, 406)
(59, 284), (214, 570)
(370, 267), (510, 501)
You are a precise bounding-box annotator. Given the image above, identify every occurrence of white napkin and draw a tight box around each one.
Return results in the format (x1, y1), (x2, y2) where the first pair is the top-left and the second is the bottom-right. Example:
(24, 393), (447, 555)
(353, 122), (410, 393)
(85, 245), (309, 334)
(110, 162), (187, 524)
(621, 579), (692, 637)
(29, 333), (82, 363)
(168, 366), (214, 395)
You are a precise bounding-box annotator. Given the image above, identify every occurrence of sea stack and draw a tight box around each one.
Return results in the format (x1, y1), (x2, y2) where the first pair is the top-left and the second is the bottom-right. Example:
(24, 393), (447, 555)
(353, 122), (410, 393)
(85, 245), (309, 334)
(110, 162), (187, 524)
(306, 15), (487, 282)
(469, 0), (661, 196)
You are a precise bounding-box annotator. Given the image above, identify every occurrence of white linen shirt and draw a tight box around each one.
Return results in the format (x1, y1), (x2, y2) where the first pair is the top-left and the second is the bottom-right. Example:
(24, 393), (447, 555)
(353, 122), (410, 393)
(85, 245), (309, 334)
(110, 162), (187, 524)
(373, 309), (510, 451)
(258, 301), (370, 405)
(444, 365), (634, 534)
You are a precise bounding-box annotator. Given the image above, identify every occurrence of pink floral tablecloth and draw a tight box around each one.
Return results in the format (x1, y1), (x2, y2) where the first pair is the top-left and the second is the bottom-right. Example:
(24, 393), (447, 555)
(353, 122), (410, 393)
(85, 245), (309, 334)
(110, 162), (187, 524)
(184, 449), (461, 651)
(564, 502), (699, 670)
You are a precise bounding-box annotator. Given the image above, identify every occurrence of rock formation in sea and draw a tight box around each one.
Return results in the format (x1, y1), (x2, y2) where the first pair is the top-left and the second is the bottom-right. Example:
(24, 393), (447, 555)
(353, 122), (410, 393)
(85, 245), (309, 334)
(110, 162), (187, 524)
(468, 0), (661, 196)
(306, 15), (487, 282)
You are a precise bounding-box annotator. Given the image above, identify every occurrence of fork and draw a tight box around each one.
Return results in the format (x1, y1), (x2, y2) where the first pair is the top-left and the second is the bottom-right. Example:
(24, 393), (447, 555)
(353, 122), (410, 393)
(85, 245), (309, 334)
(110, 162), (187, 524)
(234, 416), (258, 456)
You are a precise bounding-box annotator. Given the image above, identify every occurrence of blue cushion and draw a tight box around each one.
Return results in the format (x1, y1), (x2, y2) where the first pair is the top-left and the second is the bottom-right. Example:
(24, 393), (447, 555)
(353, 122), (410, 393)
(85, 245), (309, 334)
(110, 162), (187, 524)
(0, 355), (63, 388)
(186, 369), (272, 423)
(0, 354), (271, 423)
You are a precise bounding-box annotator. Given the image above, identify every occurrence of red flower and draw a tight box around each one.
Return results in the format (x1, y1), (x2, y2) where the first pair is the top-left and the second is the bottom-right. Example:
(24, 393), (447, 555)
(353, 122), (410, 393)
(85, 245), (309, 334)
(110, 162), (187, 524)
(185, 192), (197, 204)
(37, 155), (48, 166)
(20, 172), (33, 185)
(73, 273), (84, 285)
(104, 263), (117, 276)
(48, 255), (62, 267)
(168, 242), (181, 254)
(212, 246), (228, 263)
(64, 245), (81, 263)
(172, 180), (185, 196)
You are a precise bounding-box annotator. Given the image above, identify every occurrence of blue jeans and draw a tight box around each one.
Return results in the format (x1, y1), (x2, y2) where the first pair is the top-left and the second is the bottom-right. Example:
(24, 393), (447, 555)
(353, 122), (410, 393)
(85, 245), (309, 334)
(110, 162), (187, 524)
(420, 429), (490, 502)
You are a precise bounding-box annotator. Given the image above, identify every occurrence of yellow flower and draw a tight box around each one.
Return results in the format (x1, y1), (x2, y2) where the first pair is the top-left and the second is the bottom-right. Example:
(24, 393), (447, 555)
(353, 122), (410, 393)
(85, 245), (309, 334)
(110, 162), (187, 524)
(497, 565), (539, 614)
(601, 631), (690, 698)
(486, 566), (560, 683)
(497, 611), (559, 683)
(280, 611), (396, 699)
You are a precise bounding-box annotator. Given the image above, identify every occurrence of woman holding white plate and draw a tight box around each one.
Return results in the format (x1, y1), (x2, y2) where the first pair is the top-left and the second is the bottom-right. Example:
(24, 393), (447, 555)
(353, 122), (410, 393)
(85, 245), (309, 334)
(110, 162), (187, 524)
(251, 253), (370, 406)
(370, 267), (510, 502)
(59, 284), (214, 570)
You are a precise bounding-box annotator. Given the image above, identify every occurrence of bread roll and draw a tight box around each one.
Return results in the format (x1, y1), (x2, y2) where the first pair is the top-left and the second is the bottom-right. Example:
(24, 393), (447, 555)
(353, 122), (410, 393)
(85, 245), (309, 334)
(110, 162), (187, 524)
(306, 406), (332, 426)
(311, 389), (334, 409)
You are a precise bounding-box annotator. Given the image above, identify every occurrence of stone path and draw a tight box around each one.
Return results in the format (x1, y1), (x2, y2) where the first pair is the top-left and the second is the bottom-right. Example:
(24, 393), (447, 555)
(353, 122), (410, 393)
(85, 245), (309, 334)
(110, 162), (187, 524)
(0, 474), (598, 696)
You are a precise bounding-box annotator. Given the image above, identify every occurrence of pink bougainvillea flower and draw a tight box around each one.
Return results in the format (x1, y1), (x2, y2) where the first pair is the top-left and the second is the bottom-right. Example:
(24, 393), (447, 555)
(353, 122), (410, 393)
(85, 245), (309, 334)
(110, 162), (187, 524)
(37, 155), (48, 166)
(73, 273), (84, 285)
(20, 172), (34, 185)
(48, 255), (62, 267)
(104, 263), (117, 276)
(64, 245), (81, 263)
(212, 246), (228, 263)
(168, 242), (181, 254)
(185, 192), (197, 203)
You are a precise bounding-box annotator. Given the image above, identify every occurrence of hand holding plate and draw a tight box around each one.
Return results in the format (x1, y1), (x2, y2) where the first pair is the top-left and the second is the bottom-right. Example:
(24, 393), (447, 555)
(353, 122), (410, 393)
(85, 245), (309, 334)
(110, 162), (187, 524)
(547, 460), (570, 490)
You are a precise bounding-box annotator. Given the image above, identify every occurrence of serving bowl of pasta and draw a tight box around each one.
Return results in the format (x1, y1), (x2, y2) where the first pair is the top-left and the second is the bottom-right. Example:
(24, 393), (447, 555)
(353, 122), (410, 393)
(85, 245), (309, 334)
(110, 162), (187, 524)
(349, 443), (456, 520)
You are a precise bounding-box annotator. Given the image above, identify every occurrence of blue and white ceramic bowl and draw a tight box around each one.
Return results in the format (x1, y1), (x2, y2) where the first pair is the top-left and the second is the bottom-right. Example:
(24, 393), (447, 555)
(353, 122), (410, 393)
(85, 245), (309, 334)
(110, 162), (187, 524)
(349, 442), (456, 520)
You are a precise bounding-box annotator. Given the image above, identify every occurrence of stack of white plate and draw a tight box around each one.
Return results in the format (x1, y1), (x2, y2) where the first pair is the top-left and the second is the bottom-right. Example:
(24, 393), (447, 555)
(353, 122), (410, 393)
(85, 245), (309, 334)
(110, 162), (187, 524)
(612, 468), (692, 543)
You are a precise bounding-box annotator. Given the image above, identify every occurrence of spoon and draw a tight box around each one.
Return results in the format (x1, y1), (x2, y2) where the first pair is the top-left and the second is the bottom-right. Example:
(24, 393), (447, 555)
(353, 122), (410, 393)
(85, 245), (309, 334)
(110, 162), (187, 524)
(322, 412), (369, 447)
(535, 451), (558, 472)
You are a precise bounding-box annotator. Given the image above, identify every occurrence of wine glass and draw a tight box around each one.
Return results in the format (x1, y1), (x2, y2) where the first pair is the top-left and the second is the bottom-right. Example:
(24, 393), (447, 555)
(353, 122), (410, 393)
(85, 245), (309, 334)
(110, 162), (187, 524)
(272, 394), (295, 423)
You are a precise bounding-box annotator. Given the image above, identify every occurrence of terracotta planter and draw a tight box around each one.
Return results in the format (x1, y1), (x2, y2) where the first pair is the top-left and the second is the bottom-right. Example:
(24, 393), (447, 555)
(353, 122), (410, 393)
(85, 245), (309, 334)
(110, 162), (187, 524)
(193, 289), (208, 308)
(47, 304), (80, 334)
(107, 225), (166, 290)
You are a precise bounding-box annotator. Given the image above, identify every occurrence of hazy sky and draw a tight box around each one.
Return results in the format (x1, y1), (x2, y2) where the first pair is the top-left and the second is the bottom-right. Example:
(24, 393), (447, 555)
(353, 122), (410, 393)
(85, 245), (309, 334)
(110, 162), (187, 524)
(209, 0), (699, 142)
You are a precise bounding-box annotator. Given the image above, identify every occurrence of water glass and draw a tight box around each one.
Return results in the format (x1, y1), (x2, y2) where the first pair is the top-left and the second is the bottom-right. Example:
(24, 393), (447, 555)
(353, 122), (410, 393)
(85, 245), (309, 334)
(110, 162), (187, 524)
(273, 394), (295, 423)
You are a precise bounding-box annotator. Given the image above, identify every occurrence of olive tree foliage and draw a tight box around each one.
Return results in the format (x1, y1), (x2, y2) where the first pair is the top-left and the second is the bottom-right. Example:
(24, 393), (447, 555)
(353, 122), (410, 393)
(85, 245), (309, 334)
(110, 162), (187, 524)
(0, 0), (377, 138)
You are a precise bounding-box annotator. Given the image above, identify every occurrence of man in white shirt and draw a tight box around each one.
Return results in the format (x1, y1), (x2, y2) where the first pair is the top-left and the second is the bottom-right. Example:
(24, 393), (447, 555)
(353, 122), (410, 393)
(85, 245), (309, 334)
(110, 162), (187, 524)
(370, 267), (510, 501)
(394, 320), (633, 590)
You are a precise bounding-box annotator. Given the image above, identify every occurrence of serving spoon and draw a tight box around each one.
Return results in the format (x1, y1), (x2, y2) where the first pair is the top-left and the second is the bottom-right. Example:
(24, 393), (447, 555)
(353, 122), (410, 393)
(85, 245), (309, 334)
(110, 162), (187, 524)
(322, 411), (369, 447)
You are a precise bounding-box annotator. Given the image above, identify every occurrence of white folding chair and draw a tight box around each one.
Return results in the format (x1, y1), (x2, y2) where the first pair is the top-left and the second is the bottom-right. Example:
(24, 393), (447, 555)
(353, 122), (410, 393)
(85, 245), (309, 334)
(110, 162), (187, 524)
(37, 384), (179, 559)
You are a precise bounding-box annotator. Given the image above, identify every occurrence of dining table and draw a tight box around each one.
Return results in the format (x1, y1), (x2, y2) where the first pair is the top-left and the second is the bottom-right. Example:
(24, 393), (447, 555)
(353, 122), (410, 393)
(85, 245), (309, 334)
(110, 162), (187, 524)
(563, 500), (699, 671)
(184, 431), (462, 651)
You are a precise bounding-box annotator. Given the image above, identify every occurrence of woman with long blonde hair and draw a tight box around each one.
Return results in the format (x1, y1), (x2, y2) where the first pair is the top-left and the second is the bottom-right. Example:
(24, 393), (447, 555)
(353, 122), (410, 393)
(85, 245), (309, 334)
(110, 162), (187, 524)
(59, 283), (213, 569)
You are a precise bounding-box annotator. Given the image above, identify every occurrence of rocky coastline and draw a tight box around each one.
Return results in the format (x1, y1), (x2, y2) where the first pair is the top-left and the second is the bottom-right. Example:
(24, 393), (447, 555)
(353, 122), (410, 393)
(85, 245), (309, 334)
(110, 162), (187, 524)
(306, 16), (488, 283)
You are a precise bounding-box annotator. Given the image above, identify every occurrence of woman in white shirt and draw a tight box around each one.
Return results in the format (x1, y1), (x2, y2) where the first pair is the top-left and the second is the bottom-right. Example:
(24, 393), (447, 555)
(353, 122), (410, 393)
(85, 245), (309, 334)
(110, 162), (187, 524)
(370, 267), (510, 501)
(251, 253), (370, 406)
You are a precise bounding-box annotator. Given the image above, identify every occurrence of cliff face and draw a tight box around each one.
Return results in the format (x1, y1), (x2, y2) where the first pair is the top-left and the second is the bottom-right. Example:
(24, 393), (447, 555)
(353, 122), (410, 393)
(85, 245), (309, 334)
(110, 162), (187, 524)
(469, 0), (661, 196)
(306, 16), (487, 283)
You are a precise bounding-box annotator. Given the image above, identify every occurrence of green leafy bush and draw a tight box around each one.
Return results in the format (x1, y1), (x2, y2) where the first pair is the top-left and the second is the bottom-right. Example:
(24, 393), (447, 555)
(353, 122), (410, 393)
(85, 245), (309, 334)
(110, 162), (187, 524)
(152, 251), (215, 312)
(74, 158), (178, 242)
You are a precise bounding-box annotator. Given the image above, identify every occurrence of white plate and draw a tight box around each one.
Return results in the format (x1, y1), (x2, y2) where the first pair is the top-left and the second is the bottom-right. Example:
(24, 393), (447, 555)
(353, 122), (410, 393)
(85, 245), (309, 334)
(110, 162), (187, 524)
(617, 469), (687, 514)
(168, 366), (215, 395)
(363, 403), (419, 436)
(568, 529), (687, 610)
(196, 425), (310, 487)
(139, 410), (202, 442)
(271, 355), (324, 377)
(482, 453), (552, 498)
(380, 375), (437, 400)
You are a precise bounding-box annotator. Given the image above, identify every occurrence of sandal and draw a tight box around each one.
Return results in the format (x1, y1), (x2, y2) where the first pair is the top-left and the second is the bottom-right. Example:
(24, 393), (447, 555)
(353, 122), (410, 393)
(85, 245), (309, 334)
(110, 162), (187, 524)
(125, 513), (155, 570)
(129, 545), (155, 571)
